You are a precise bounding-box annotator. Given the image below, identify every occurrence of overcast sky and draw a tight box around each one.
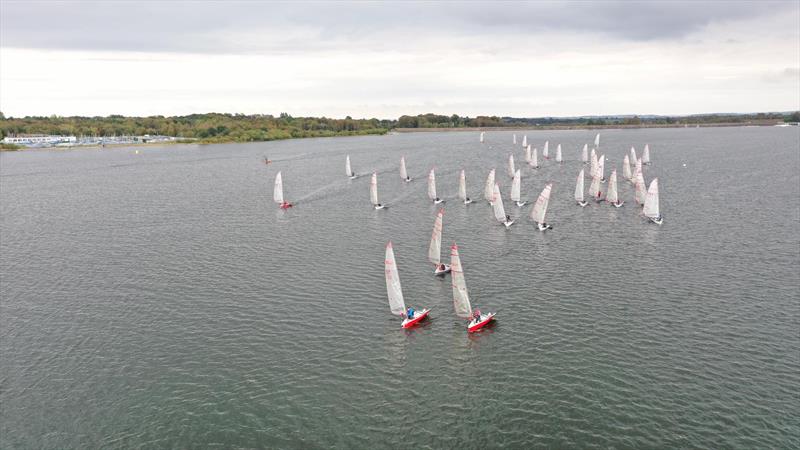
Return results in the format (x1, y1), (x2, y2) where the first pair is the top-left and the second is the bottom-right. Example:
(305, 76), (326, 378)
(1, 0), (798, 118)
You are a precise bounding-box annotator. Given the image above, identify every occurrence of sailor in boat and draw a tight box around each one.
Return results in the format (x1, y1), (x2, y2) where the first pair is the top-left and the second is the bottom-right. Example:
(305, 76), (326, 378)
(405, 176), (411, 182)
(280, 201), (292, 208)
(407, 307), (415, 319)
(505, 214), (511, 223)
(264, 156), (271, 164)
(376, 203), (383, 208)
(472, 309), (481, 323)
(438, 263), (447, 272)
(435, 197), (441, 203)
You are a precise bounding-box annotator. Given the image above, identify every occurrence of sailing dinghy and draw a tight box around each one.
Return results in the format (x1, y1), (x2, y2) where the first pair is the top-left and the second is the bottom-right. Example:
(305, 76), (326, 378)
(400, 156), (411, 182)
(606, 169), (623, 207)
(633, 169), (646, 206)
(581, 144), (588, 164)
(643, 178), (663, 224)
(642, 144), (651, 165)
(484, 169), (496, 204)
(428, 168), (444, 204)
(513, 134), (517, 145)
(590, 149), (598, 178)
(507, 154), (516, 179)
(543, 141), (549, 160)
(597, 154), (606, 182)
(492, 183), (514, 228)
(594, 133), (600, 149)
(590, 174), (603, 202)
(522, 135), (527, 147)
(530, 183), (553, 230)
(370, 172), (387, 209)
(346, 155), (357, 179)
(525, 145), (532, 164)
(630, 147), (638, 168)
(458, 170), (473, 204)
(274, 171), (293, 209)
(575, 169), (588, 207)
(429, 209), (451, 275)
(511, 169), (526, 207)
(450, 243), (495, 332)
(480, 131), (485, 143)
(385, 242), (429, 328)
(555, 144), (563, 163)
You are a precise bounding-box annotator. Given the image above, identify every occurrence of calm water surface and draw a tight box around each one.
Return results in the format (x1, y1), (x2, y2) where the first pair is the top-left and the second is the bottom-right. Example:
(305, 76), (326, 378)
(1, 127), (799, 448)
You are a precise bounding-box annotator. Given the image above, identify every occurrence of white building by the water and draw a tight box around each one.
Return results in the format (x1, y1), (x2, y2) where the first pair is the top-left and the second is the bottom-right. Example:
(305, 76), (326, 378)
(2, 135), (77, 146)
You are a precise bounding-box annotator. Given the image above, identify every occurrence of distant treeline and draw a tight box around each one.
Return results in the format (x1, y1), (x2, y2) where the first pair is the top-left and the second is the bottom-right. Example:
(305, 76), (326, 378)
(1, 111), (797, 143)
(0, 112), (392, 143)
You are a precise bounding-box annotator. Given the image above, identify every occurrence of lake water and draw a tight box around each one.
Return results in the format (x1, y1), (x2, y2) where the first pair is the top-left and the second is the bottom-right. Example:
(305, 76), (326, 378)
(1, 127), (799, 448)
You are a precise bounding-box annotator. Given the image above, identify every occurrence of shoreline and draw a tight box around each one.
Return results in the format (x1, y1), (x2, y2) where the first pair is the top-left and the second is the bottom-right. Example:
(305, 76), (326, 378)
(2, 122), (789, 151)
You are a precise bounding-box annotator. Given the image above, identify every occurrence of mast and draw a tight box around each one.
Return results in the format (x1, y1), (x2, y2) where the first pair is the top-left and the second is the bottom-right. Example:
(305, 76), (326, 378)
(274, 171), (284, 204)
(428, 209), (444, 265)
(384, 242), (406, 316)
(450, 243), (472, 319)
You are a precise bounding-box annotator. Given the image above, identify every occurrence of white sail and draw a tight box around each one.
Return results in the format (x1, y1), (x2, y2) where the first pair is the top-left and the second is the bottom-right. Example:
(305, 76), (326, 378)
(273, 171), (284, 204)
(479, 131), (485, 143)
(530, 183), (552, 224)
(643, 178), (660, 218)
(531, 148), (539, 167)
(525, 145), (532, 163)
(597, 154), (605, 180)
(543, 141), (549, 159)
(630, 147), (637, 167)
(484, 169), (495, 202)
(450, 243), (472, 319)
(623, 154), (632, 180)
(511, 169), (522, 202)
(492, 183), (507, 222)
(590, 151), (598, 178)
(384, 242), (406, 316)
(642, 144), (651, 164)
(400, 156), (409, 180)
(428, 168), (437, 200)
(370, 172), (379, 205)
(635, 157), (643, 178)
(522, 135), (527, 147)
(507, 154), (515, 179)
(634, 171), (646, 205)
(589, 175), (601, 200)
(428, 209), (444, 265)
(458, 170), (468, 201)
(575, 169), (585, 202)
(345, 155), (352, 176)
(581, 144), (588, 163)
(513, 134), (517, 145)
(594, 133), (600, 147)
(607, 169), (619, 204)
(555, 144), (563, 163)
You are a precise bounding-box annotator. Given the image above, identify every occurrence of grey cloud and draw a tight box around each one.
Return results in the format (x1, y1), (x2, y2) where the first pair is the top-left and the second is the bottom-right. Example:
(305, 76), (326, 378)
(1, 0), (797, 54)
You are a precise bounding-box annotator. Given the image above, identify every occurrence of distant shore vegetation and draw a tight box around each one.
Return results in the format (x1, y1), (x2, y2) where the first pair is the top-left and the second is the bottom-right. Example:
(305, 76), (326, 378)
(1, 111), (797, 146)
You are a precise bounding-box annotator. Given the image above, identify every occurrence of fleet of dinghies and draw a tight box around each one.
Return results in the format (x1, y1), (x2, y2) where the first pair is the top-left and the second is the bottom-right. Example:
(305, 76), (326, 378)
(268, 133), (662, 333)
